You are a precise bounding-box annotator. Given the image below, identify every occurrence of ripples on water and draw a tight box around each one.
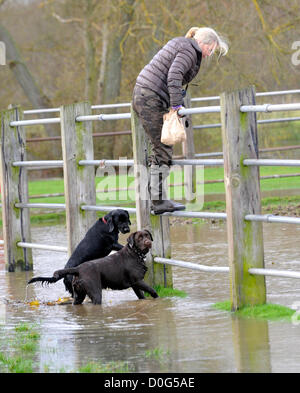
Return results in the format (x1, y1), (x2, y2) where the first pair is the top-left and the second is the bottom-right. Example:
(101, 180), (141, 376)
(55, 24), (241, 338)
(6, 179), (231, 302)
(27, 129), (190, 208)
(0, 222), (300, 372)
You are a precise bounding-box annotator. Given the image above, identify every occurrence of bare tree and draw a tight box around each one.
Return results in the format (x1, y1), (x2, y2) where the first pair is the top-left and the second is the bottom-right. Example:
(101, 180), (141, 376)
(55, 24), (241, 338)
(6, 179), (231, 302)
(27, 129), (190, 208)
(0, 23), (52, 108)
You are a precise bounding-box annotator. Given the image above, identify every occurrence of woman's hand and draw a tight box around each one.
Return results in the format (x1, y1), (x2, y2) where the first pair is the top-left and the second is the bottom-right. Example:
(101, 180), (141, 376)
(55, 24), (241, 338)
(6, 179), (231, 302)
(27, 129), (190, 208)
(171, 105), (185, 118)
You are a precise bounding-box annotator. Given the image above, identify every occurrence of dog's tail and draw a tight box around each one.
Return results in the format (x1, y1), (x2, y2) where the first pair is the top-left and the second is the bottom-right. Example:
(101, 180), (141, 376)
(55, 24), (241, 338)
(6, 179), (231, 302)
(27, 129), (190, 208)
(27, 267), (79, 286)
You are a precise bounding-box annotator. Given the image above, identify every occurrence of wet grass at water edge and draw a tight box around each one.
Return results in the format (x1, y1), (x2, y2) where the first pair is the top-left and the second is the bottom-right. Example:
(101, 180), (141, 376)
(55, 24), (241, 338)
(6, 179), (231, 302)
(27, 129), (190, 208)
(0, 323), (40, 373)
(144, 285), (187, 298)
(213, 301), (300, 322)
(0, 322), (174, 373)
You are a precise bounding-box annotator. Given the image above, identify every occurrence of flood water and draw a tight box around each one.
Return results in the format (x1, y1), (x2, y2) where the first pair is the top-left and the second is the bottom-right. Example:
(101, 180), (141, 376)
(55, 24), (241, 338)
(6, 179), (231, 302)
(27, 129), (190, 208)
(1, 221), (300, 373)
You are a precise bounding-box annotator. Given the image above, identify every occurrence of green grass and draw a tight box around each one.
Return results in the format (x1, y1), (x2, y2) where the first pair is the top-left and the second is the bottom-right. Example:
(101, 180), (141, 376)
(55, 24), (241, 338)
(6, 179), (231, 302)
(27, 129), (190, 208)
(200, 166), (300, 195)
(0, 322), (133, 373)
(77, 346), (172, 373)
(145, 347), (170, 362)
(26, 211), (66, 227)
(78, 360), (131, 373)
(0, 323), (40, 373)
(145, 285), (187, 298)
(0, 353), (34, 373)
(213, 301), (300, 322)
(0, 322), (174, 373)
(25, 165), (300, 203)
(0, 165), (298, 227)
(261, 195), (300, 209)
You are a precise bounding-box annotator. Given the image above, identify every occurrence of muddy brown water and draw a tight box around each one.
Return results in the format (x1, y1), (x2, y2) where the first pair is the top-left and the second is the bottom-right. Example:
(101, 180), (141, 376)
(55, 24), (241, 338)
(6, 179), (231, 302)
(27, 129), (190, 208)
(0, 221), (300, 373)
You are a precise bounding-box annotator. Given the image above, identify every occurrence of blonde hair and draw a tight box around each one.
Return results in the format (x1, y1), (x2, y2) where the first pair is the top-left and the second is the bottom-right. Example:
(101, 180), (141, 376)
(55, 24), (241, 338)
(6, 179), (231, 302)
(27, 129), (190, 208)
(185, 27), (228, 57)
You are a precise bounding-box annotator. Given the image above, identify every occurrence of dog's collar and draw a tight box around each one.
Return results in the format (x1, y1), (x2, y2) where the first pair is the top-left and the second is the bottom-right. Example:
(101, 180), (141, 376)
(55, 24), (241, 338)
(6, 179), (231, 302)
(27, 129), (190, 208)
(128, 243), (147, 261)
(102, 217), (107, 224)
(128, 244), (148, 274)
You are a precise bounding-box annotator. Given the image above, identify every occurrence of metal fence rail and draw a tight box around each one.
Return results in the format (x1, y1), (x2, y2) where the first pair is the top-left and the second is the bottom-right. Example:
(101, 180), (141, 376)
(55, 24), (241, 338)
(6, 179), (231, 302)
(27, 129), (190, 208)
(10, 106), (221, 127)
(154, 257), (300, 280)
(171, 158), (223, 166)
(12, 106), (300, 129)
(154, 257), (229, 273)
(12, 158), (225, 168)
(193, 116), (300, 131)
(240, 103), (300, 112)
(10, 118), (61, 126)
(248, 268), (300, 279)
(80, 205), (137, 214)
(78, 158), (224, 167)
(13, 160), (64, 168)
(158, 211), (227, 220)
(191, 89), (300, 102)
(76, 113), (131, 122)
(195, 145), (300, 158)
(11, 101), (300, 129)
(17, 242), (68, 253)
(245, 214), (300, 225)
(79, 159), (134, 167)
(22, 89), (300, 114)
(15, 202), (66, 209)
(243, 159), (300, 166)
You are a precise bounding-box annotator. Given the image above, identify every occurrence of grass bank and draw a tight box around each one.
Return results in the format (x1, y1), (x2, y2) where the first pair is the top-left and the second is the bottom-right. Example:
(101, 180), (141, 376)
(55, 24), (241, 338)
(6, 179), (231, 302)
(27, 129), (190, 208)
(213, 301), (300, 323)
(145, 285), (187, 298)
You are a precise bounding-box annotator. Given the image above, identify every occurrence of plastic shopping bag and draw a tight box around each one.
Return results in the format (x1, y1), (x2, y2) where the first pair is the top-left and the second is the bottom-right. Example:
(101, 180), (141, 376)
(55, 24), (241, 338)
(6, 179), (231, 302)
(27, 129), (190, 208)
(161, 110), (186, 146)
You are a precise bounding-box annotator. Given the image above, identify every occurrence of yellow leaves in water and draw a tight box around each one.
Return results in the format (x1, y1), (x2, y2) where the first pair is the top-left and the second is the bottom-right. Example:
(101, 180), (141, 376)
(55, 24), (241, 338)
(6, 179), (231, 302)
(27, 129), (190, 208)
(29, 300), (40, 307)
(47, 297), (72, 306)
(28, 297), (71, 307)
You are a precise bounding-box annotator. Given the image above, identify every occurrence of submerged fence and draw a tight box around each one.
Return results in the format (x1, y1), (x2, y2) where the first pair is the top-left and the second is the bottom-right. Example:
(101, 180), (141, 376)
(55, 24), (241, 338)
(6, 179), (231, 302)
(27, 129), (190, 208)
(0, 86), (300, 310)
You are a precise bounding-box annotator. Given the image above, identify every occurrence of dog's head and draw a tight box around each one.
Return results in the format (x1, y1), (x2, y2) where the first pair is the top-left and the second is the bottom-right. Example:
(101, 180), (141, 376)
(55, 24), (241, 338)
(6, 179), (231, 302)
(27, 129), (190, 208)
(104, 209), (131, 234)
(127, 230), (153, 255)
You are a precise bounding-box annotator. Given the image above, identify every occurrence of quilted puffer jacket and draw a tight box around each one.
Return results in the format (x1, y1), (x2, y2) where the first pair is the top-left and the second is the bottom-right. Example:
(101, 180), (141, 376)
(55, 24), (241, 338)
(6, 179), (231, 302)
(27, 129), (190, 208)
(135, 37), (202, 107)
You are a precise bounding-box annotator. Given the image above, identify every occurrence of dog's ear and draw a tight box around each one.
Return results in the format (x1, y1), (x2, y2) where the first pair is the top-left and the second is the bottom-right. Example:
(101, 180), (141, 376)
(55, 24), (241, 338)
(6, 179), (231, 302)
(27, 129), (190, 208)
(126, 232), (136, 247)
(104, 212), (115, 232)
(144, 230), (153, 241)
(126, 210), (131, 225)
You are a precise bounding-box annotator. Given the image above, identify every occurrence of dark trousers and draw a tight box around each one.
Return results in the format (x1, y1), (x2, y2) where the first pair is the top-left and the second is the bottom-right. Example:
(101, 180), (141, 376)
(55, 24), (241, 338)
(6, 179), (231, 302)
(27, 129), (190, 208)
(132, 85), (173, 167)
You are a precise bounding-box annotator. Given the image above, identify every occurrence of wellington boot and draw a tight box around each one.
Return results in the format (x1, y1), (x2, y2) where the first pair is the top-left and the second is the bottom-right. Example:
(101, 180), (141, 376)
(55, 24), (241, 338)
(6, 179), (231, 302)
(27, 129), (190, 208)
(149, 164), (185, 215)
(151, 199), (185, 215)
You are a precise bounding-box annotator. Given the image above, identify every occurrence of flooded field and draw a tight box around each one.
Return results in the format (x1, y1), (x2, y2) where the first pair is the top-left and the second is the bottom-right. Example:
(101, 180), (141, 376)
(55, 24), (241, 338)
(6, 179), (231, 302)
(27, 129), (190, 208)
(0, 221), (300, 373)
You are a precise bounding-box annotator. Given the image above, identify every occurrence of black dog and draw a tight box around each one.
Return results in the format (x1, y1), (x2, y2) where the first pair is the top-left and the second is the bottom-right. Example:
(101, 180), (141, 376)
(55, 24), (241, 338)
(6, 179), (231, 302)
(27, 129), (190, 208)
(28, 230), (158, 305)
(63, 209), (131, 295)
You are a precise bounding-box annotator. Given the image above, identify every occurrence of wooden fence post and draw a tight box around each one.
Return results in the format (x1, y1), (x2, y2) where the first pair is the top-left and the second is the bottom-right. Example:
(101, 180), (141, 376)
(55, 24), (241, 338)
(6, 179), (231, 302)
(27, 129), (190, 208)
(220, 86), (266, 311)
(0, 106), (32, 271)
(131, 106), (173, 288)
(60, 102), (97, 256)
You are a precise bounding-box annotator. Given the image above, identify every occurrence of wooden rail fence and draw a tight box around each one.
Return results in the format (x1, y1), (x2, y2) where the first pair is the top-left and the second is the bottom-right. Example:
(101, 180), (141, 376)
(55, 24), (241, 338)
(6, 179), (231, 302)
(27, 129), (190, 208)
(0, 86), (300, 311)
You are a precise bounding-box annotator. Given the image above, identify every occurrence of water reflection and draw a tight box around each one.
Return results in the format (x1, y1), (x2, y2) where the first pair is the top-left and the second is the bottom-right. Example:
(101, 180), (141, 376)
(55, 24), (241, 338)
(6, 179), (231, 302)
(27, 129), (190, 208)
(232, 316), (271, 373)
(0, 222), (300, 372)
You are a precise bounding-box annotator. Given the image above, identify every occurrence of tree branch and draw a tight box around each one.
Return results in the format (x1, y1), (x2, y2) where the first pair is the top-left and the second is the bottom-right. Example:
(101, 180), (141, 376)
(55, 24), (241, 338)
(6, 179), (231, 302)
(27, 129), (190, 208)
(251, 0), (290, 54)
(52, 12), (83, 25)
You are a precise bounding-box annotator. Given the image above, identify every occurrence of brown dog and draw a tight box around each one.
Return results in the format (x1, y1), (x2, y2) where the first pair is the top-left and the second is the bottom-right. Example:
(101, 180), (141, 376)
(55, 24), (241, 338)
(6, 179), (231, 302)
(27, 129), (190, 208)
(28, 230), (158, 305)
(63, 209), (131, 295)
